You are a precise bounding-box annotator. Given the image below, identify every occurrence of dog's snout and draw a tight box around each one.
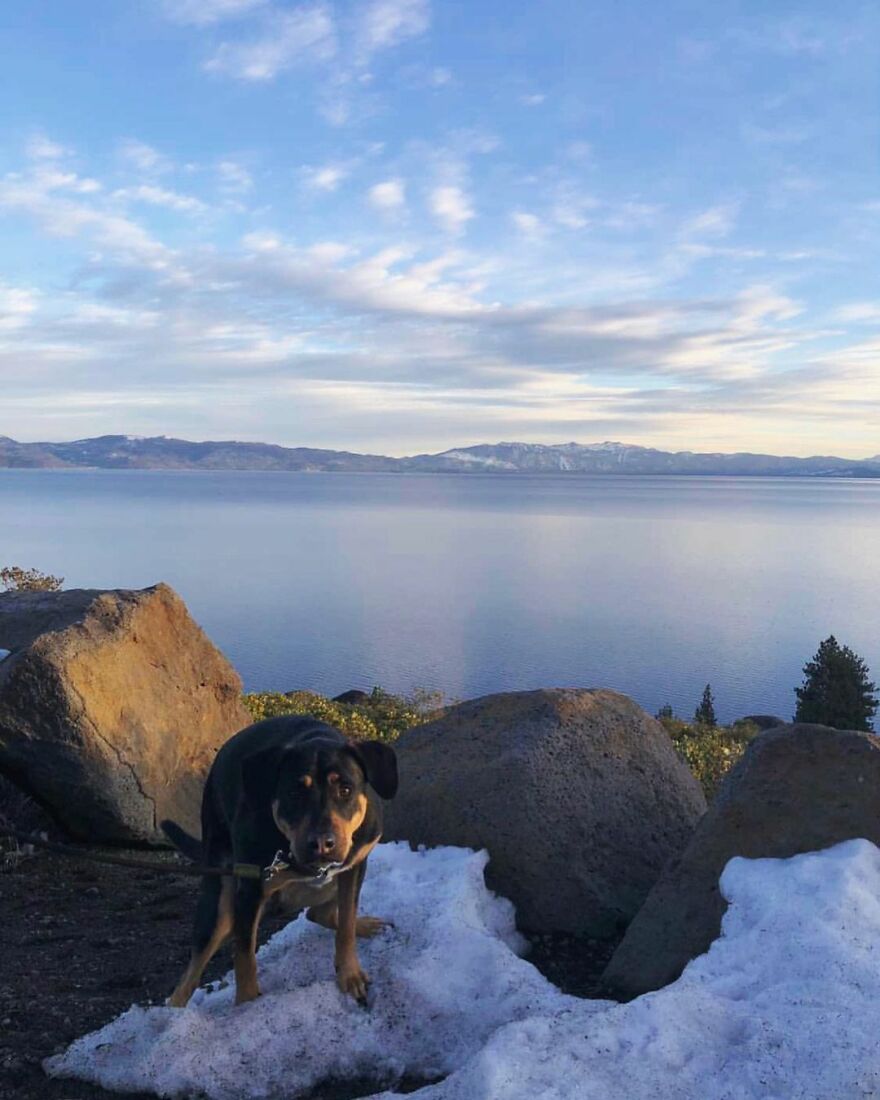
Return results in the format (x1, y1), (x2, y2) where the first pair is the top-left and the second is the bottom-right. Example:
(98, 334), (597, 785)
(308, 832), (336, 857)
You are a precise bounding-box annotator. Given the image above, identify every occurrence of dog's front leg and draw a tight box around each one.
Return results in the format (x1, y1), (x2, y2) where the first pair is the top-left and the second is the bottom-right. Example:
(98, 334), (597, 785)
(233, 877), (265, 1005)
(334, 862), (369, 1005)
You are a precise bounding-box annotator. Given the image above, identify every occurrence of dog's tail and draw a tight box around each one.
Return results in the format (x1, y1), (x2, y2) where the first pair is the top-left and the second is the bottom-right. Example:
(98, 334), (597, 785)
(161, 819), (203, 862)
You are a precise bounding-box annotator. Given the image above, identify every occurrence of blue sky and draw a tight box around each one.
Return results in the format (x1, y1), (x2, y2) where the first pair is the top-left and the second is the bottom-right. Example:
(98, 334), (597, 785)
(0, 0), (878, 456)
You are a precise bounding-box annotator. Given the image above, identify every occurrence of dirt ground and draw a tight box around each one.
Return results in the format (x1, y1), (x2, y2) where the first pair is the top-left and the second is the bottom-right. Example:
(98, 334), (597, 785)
(0, 838), (618, 1100)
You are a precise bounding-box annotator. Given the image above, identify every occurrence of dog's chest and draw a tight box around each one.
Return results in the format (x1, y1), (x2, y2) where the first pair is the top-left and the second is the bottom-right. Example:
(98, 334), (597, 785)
(269, 876), (338, 909)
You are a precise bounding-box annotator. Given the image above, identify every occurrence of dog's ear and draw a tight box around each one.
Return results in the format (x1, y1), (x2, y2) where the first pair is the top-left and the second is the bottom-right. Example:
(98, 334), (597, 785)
(239, 744), (288, 807)
(349, 740), (398, 800)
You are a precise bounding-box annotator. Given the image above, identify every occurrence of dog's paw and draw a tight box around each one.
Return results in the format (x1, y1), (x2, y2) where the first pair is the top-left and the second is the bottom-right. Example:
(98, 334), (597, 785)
(337, 964), (371, 1006)
(234, 985), (262, 1006)
(356, 915), (392, 939)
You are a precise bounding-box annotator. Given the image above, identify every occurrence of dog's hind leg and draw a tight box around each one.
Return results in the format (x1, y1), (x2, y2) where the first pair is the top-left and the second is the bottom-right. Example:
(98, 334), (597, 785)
(168, 876), (234, 1008)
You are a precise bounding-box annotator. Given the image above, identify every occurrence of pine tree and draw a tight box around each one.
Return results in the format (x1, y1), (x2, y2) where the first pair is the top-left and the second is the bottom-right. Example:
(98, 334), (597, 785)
(656, 703), (674, 720)
(694, 683), (717, 727)
(794, 636), (878, 731)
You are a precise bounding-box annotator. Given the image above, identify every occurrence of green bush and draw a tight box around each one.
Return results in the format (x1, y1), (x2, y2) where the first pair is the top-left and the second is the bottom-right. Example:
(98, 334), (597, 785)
(659, 715), (759, 799)
(241, 686), (444, 744)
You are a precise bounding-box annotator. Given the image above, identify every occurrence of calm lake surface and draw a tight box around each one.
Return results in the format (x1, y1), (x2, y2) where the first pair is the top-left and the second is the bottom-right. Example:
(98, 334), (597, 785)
(1, 470), (878, 723)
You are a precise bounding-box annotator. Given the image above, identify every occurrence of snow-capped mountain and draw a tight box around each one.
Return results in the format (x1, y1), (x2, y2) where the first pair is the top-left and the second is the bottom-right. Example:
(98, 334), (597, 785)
(0, 435), (877, 477)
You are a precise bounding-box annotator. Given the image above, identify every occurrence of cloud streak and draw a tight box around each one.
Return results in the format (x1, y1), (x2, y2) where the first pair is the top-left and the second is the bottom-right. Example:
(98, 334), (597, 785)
(204, 5), (336, 81)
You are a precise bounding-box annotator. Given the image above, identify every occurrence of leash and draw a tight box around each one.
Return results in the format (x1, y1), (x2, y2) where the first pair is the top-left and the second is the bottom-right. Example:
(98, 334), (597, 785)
(1, 827), (264, 880)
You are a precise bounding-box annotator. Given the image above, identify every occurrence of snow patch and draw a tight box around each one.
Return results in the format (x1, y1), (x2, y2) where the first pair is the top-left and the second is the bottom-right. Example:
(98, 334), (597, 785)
(45, 843), (575, 1099)
(379, 839), (880, 1100)
(46, 839), (880, 1100)
(440, 450), (517, 468)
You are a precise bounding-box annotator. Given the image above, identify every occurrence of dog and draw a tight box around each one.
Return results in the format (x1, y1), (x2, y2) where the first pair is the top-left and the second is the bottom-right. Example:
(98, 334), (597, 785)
(162, 714), (398, 1008)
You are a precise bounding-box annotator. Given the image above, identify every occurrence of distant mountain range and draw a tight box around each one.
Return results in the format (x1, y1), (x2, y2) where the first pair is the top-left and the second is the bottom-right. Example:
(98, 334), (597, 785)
(1, 435), (879, 477)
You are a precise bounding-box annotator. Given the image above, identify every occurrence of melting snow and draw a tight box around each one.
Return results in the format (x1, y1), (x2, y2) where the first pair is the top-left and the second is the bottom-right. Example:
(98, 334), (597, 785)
(47, 839), (880, 1100)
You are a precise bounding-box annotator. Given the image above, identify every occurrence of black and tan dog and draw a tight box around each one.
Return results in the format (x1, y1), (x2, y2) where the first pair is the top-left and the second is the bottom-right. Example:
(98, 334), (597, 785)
(162, 715), (398, 1008)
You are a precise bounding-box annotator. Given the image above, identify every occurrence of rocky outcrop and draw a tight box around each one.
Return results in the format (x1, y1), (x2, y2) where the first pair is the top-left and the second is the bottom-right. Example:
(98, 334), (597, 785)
(331, 689), (371, 705)
(602, 722), (880, 998)
(382, 689), (707, 936)
(0, 584), (251, 845)
(738, 714), (786, 730)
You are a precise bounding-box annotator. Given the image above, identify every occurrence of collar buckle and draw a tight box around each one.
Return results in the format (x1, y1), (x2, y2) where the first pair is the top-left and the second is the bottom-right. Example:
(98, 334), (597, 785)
(263, 849), (291, 880)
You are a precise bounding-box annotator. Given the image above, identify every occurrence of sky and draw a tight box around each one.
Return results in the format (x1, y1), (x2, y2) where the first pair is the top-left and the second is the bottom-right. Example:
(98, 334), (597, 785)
(0, 0), (878, 458)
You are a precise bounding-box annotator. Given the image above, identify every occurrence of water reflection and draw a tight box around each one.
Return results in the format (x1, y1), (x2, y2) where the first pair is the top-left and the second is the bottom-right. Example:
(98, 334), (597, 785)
(0, 470), (877, 723)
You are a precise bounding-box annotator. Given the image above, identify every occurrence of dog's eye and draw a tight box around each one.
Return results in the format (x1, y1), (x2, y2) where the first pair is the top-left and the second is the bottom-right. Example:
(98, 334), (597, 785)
(337, 784), (352, 798)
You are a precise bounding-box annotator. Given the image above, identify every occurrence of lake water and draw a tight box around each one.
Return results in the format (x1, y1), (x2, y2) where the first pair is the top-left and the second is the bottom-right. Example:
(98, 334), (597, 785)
(1, 470), (878, 723)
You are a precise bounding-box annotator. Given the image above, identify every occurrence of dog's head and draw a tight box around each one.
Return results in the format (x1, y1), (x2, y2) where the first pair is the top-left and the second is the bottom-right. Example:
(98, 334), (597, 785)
(241, 735), (398, 875)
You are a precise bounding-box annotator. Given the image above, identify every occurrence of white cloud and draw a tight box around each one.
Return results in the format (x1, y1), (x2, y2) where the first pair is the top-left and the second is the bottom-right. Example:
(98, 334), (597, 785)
(66, 302), (161, 329)
(119, 140), (173, 175)
(205, 5), (336, 81)
(833, 302), (880, 324)
(354, 0), (430, 62)
(26, 134), (69, 161)
(113, 184), (208, 214)
(520, 93), (546, 106)
(682, 203), (739, 238)
(429, 185), (474, 235)
(653, 286), (805, 379)
(0, 284), (39, 332)
(307, 241), (354, 264)
(0, 171), (173, 270)
(549, 187), (599, 231)
(679, 243), (766, 260)
(552, 207), (587, 230)
(511, 211), (543, 238)
(303, 164), (348, 192)
(162, 0), (267, 26)
(32, 167), (102, 194)
(733, 285), (802, 325)
(217, 160), (253, 194)
(368, 178), (406, 211)
(234, 235), (486, 318)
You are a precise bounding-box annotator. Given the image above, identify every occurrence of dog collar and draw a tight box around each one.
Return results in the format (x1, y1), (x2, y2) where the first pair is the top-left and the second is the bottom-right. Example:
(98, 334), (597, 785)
(258, 849), (344, 886)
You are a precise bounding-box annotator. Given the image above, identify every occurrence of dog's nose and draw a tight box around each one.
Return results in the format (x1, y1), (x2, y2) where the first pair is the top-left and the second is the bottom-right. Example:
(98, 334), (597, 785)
(309, 833), (336, 858)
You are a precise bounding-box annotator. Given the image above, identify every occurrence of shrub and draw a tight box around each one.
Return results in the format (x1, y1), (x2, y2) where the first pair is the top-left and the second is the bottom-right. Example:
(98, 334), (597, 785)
(0, 565), (64, 592)
(659, 715), (759, 799)
(242, 686), (444, 743)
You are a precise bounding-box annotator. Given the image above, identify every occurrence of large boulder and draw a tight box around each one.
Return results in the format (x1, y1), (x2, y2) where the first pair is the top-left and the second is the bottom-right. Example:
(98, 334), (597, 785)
(0, 584), (251, 845)
(382, 689), (707, 936)
(602, 722), (880, 999)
